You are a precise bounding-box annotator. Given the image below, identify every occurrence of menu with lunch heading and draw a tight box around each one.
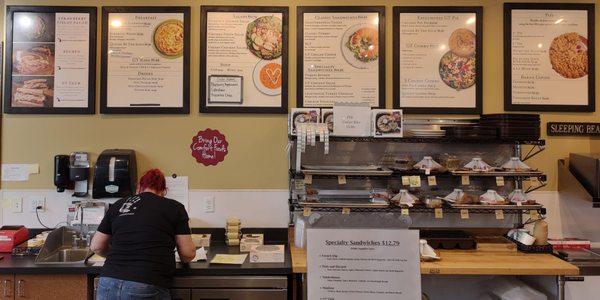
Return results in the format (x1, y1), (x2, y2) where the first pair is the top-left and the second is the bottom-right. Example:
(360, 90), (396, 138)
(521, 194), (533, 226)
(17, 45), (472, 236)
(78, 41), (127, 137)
(301, 12), (381, 107)
(106, 13), (185, 108)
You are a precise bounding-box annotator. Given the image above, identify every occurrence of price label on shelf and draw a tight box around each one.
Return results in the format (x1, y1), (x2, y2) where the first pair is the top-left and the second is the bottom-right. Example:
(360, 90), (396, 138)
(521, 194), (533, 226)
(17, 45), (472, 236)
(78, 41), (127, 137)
(434, 208), (443, 219)
(496, 176), (505, 187)
(305, 174), (312, 185)
(461, 175), (470, 185)
(409, 176), (421, 188)
(303, 207), (311, 217)
(401, 176), (410, 186)
(342, 207), (350, 215)
(460, 209), (469, 219)
(338, 175), (347, 185)
(401, 208), (409, 216)
(495, 210), (504, 220)
(427, 176), (437, 186)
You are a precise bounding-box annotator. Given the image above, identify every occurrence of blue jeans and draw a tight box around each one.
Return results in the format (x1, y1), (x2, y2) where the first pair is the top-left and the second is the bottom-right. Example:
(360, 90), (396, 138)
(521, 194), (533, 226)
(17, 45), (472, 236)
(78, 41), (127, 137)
(97, 277), (170, 300)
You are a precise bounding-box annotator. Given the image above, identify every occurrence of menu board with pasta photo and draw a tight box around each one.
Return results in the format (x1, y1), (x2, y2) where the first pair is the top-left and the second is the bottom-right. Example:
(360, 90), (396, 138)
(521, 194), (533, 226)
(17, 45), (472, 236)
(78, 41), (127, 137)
(4, 6), (96, 114)
(200, 6), (288, 114)
(101, 6), (190, 114)
(393, 6), (482, 114)
(504, 3), (595, 112)
(297, 6), (385, 108)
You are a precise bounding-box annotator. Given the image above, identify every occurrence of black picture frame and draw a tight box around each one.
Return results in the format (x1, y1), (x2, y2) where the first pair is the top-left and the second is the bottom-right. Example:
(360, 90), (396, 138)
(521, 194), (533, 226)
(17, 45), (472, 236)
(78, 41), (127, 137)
(4, 6), (97, 114)
(393, 6), (483, 115)
(296, 6), (386, 109)
(504, 3), (595, 112)
(200, 6), (289, 114)
(101, 6), (190, 114)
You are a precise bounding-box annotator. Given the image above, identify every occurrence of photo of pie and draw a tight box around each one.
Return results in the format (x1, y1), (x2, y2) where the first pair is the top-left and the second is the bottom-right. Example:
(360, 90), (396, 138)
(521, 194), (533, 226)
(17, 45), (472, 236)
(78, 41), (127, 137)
(11, 77), (54, 107)
(153, 19), (184, 58)
(449, 28), (476, 57)
(253, 59), (282, 96)
(439, 51), (476, 90)
(13, 12), (55, 42)
(246, 16), (283, 60)
(549, 32), (588, 79)
(13, 44), (55, 76)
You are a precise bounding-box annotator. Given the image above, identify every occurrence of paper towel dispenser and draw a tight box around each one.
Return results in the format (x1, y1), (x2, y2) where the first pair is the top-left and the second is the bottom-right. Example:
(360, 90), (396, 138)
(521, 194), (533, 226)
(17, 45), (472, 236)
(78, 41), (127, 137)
(93, 149), (137, 199)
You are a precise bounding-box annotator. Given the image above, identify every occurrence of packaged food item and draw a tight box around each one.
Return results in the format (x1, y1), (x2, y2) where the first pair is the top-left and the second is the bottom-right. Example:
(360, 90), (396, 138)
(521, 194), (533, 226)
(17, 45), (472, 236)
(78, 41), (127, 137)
(191, 234), (211, 248)
(441, 154), (461, 171)
(424, 198), (443, 209)
(532, 220), (548, 245)
(372, 109), (403, 138)
(226, 218), (242, 246)
(413, 156), (445, 173)
(508, 189), (536, 205)
(463, 157), (493, 172)
(391, 189), (418, 207)
(249, 245), (285, 263)
(289, 108), (319, 135)
(240, 234), (264, 252)
(443, 189), (478, 204)
(479, 190), (507, 205)
(501, 157), (531, 171)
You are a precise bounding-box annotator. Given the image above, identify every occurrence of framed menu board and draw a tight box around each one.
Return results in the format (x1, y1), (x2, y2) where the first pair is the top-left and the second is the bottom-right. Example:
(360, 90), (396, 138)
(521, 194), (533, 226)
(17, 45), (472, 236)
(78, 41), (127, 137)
(4, 6), (96, 114)
(297, 6), (385, 108)
(200, 6), (288, 114)
(504, 3), (595, 112)
(101, 7), (190, 114)
(393, 6), (482, 114)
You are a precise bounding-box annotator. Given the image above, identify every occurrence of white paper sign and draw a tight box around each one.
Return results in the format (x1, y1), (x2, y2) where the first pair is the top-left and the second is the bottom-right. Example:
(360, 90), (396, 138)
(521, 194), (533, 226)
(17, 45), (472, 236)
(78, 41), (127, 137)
(165, 176), (189, 211)
(208, 76), (243, 103)
(1, 164), (34, 181)
(333, 102), (371, 137)
(307, 228), (421, 300)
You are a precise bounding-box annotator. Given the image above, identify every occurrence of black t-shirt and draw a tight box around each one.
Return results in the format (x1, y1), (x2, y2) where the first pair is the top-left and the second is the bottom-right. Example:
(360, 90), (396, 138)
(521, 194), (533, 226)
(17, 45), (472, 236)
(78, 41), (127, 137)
(97, 192), (191, 288)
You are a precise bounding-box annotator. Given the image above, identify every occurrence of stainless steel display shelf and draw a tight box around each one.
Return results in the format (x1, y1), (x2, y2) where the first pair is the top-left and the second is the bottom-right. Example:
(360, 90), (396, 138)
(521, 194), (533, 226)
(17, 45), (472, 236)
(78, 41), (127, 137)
(288, 135), (545, 145)
(451, 170), (545, 177)
(291, 203), (546, 214)
(298, 201), (390, 208)
(291, 170), (547, 180)
(301, 168), (393, 176)
(450, 203), (543, 210)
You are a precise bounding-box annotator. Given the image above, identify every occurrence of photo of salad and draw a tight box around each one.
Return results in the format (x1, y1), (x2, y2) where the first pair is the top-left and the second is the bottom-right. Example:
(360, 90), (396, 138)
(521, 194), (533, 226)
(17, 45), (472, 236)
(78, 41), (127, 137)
(246, 16), (283, 60)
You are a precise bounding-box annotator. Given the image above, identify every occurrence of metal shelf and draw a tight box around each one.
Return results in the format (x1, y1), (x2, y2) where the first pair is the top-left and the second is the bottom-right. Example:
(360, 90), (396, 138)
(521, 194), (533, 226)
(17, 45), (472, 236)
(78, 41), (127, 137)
(291, 170), (547, 181)
(289, 135), (545, 145)
(291, 203), (546, 215)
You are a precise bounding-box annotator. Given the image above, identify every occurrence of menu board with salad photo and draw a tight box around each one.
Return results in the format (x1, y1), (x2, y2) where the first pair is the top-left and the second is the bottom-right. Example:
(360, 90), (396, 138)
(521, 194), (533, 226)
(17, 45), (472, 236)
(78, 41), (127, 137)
(504, 3), (595, 112)
(393, 6), (482, 114)
(200, 6), (288, 114)
(297, 6), (385, 108)
(4, 6), (96, 114)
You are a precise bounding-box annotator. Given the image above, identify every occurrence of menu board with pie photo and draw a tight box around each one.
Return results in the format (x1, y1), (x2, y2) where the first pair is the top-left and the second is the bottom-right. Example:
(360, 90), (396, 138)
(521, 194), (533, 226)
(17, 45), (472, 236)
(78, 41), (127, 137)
(297, 6), (385, 108)
(4, 6), (96, 114)
(504, 3), (595, 112)
(200, 6), (288, 114)
(101, 7), (190, 114)
(393, 6), (482, 114)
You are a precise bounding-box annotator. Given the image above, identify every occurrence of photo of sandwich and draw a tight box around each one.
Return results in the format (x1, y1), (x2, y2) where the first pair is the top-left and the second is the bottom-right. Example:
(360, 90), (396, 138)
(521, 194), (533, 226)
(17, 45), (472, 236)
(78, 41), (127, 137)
(11, 77), (54, 108)
(246, 16), (283, 60)
(153, 19), (184, 58)
(341, 24), (379, 69)
(12, 43), (55, 76)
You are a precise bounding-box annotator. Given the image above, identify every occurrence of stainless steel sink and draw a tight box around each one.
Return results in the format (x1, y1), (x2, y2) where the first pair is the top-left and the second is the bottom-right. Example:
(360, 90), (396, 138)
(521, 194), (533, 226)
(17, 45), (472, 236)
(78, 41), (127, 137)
(35, 227), (93, 264)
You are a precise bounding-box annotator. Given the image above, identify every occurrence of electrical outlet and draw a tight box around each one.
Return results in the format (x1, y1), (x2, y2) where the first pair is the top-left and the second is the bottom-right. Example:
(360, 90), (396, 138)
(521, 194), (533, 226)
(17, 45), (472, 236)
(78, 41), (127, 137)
(29, 197), (46, 213)
(203, 196), (215, 213)
(11, 198), (23, 213)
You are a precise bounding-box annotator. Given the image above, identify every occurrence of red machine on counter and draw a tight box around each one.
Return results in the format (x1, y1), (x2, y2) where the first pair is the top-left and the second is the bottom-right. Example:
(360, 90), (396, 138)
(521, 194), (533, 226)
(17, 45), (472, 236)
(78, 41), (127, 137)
(0, 226), (29, 253)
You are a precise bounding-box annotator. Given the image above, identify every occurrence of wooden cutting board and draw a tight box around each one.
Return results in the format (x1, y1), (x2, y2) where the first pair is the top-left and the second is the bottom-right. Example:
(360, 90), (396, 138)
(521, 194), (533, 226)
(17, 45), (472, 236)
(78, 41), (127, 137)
(475, 236), (517, 252)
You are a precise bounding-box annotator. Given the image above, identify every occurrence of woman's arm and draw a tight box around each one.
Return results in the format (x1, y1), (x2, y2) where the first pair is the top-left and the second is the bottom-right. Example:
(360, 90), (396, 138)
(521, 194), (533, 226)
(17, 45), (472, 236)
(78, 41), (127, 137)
(176, 235), (196, 263)
(90, 232), (111, 256)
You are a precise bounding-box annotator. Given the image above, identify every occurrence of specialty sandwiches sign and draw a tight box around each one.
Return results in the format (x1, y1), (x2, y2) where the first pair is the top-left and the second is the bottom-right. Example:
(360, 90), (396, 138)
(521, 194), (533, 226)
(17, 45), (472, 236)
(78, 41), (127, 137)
(547, 122), (600, 136)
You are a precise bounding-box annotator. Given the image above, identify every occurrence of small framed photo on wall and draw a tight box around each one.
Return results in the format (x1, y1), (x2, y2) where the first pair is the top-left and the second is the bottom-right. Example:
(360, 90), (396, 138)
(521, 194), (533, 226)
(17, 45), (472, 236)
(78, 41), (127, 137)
(200, 6), (289, 114)
(4, 6), (97, 114)
(504, 3), (595, 112)
(101, 6), (191, 114)
(393, 6), (483, 114)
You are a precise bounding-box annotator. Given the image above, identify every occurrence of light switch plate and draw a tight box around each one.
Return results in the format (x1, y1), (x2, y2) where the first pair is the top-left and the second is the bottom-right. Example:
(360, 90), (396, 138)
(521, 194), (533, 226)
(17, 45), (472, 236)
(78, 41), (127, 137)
(203, 196), (215, 213)
(11, 198), (23, 213)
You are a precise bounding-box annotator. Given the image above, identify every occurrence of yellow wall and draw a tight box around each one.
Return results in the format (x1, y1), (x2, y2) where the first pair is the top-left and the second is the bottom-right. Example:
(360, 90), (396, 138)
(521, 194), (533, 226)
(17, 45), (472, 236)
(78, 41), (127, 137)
(1, 0), (598, 190)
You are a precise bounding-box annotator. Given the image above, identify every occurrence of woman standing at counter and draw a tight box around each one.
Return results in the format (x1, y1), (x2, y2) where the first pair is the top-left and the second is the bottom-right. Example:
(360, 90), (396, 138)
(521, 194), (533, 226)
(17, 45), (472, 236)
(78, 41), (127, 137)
(91, 169), (196, 300)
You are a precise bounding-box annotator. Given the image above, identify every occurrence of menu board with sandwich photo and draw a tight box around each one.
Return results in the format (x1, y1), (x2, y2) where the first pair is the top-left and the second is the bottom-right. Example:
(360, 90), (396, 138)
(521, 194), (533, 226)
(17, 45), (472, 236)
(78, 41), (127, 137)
(101, 6), (190, 114)
(393, 6), (482, 114)
(200, 6), (288, 114)
(4, 6), (96, 114)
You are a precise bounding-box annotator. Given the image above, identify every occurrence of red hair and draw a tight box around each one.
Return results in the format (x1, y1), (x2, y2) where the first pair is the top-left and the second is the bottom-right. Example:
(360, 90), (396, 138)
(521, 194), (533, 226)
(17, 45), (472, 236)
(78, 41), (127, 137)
(139, 169), (166, 192)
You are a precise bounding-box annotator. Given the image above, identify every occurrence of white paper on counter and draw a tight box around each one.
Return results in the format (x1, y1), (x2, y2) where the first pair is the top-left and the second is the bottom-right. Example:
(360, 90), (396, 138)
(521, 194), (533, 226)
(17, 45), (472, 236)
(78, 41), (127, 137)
(165, 176), (189, 211)
(1, 164), (32, 181)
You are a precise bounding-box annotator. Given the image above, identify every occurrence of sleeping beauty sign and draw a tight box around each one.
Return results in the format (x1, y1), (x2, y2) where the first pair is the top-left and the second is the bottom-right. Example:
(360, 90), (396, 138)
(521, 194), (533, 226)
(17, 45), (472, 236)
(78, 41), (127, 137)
(190, 129), (229, 166)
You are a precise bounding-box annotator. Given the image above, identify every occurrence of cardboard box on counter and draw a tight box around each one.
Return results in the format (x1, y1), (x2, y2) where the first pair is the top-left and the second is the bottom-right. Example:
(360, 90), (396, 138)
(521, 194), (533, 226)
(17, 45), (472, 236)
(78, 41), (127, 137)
(191, 234), (211, 248)
(240, 234), (264, 252)
(249, 244), (284, 263)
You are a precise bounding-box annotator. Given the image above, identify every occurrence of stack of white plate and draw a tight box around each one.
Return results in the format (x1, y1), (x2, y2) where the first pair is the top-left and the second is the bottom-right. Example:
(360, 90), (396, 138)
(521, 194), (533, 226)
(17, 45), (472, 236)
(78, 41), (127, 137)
(407, 129), (446, 138)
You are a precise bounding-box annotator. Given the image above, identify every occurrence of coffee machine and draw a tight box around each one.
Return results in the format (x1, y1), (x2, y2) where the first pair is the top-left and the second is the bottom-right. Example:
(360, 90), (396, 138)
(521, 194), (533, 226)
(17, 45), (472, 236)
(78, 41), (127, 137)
(69, 152), (90, 197)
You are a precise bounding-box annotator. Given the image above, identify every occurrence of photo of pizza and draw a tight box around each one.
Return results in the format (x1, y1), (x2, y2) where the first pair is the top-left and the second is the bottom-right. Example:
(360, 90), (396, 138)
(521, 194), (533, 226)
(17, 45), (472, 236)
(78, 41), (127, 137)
(13, 43), (55, 76)
(153, 19), (184, 58)
(549, 32), (588, 79)
(439, 51), (476, 90)
(449, 28), (476, 57)
(246, 16), (283, 60)
(11, 77), (54, 108)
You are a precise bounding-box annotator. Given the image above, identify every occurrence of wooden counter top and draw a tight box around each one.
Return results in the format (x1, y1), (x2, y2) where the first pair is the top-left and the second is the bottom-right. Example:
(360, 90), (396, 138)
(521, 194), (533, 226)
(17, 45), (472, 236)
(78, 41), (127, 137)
(290, 244), (578, 276)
